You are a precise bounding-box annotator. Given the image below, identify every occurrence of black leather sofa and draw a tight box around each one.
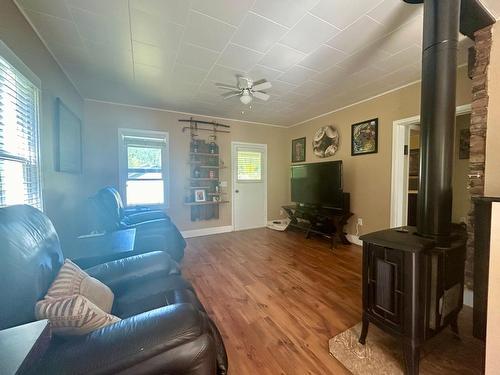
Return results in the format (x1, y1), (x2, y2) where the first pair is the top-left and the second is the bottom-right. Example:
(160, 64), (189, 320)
(89, 187), (186, 261)
(0, 205), (227, 374)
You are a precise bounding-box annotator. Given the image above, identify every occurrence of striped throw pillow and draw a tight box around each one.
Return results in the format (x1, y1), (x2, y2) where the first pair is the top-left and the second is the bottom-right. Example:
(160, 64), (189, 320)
(45, 259), (114, 313)
(35, 295), (120, 336)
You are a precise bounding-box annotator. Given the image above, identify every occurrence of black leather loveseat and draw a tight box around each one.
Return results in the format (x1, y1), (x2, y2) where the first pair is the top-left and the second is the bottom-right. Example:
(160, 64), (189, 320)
(0, 205), (227, 374)
(89, 187), (186, 261)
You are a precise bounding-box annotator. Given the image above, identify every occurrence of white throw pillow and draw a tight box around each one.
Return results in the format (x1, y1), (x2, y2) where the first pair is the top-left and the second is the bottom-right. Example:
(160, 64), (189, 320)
(35, 294), (120, 336)
(45, 259), (114, 313)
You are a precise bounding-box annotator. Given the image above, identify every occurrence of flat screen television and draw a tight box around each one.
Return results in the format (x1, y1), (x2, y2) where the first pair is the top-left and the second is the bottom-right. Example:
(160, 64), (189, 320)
(291, 161), (343, 208)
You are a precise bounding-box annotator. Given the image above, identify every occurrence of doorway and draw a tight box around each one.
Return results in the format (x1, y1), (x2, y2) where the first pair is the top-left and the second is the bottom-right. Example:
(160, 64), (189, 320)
(231, 142), (267, 231)
(390, 105), (472, 227)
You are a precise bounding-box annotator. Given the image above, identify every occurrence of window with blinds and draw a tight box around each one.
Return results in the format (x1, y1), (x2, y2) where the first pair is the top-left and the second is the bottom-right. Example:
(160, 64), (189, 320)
(237, 150), (262, 181)
(0, 53), (41, 209)
(120, 131), (168, 207)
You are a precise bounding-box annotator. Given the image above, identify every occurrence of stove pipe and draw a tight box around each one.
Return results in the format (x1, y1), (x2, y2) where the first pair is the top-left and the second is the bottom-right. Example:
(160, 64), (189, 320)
(416, 0), (460, 240)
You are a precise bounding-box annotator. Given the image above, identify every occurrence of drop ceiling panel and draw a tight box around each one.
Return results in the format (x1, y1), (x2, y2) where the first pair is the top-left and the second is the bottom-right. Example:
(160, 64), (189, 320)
(15, 0), (485, 126)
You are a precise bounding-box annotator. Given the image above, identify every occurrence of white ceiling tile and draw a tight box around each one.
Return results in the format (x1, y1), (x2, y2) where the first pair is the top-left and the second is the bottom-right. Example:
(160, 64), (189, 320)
(70, 7), (130, 47)
(176, 43), (220, 71)
(293, 80), (329, 97)
(65, 0), (129, 20)
(267, 80), (297, 96)
(336, 46), (391, 74)
(247, 65), (284, 81)
(277, 65), (317, 85)
(183, 11), (236, 52)
(133, 41), (176, 69)
(280, 13), (340, 54)
(377, 16), (423, 55)
(259, 44), (306, 71)
(190, 0), (254, 26)
(171, 64), (208, 86)
(310, 0), (379, 29)
(298, 45), (347, 71)
(131, 9), (183, 50)
(130, 0), (190, 25)
(326, 16), (387, 54)
(251, 0), (321, 28)
(134, 63), (169, 84)
(368, 0), (422, 30)
(218, 44), (264, 71)
(311, 65), (348, 84)
(207, 65), (245, 85)
(24, 10), (83, 48)
(231, 13), (288, 53)
(17, 0), (72, 19)
(374, 45), (421, 73)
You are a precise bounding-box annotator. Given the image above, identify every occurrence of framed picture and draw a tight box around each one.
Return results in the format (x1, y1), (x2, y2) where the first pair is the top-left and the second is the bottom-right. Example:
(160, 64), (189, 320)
(194, 189), (206, 202)
(292, 137), (306, 163)
(459, 128), (470, 159)
(351, 118), (378, 156)
(56, 98), (82, 173)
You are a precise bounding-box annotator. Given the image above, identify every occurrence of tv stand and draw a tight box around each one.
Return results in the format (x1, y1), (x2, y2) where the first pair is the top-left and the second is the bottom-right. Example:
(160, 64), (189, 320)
(282, 195), (352, 249)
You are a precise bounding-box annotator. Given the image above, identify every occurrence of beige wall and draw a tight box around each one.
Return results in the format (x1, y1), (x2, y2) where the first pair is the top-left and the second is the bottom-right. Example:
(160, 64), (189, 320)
(287, 66), (472, 235)
(83, 100), (289, 233)
(0, 0), (84, 250)
(485, 24), (500, 196)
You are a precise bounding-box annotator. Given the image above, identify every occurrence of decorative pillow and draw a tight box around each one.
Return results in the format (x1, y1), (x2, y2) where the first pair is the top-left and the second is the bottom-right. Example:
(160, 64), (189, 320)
(45, 259), (114, 313)
(35, 295), (120, 336)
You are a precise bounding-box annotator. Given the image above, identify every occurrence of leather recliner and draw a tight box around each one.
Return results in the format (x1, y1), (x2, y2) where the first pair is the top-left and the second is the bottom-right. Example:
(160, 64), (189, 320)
(0, 205), (227, 374)
(89, 186), (186, 261)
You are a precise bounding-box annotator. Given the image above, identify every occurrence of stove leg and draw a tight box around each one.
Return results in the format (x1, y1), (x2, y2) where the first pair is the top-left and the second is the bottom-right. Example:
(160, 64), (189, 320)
(403, 343), (420, 375)
(359, 318), (369, 345)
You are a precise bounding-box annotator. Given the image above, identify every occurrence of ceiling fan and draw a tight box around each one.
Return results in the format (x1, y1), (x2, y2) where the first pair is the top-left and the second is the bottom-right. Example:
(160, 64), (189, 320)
(215, 76), (272, 105)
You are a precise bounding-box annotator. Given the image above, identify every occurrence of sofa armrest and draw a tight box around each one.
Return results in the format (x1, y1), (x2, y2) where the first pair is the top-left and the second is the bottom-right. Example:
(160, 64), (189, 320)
(29, 304), (216, 375)
(123, 211), (170, 225)
(85, 251), (180, 292)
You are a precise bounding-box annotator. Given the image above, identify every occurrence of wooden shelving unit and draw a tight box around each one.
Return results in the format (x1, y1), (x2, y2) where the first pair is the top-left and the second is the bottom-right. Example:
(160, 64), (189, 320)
(186, 139), (228, 221)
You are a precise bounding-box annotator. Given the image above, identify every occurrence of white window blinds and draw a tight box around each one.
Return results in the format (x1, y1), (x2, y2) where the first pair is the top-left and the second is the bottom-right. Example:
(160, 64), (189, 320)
(0, 54), (41, 209)
(237, 150), (262, 181)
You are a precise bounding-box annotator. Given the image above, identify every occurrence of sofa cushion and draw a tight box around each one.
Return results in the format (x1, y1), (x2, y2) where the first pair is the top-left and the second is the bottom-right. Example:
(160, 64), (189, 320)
(35, 295), (120, 336)
(46, 259), (114, 313)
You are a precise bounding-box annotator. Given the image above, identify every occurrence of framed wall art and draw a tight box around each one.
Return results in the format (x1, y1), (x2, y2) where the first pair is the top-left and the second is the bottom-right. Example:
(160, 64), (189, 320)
(351, 118), (378, 156)
(291, 137), (306, 163)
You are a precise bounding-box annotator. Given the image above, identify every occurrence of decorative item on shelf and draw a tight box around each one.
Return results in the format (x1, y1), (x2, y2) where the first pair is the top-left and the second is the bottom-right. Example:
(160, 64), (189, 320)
(194, 189), (206, 202)
(351, 118), (378, 156)
(313, 126), (339, 158)
(292, 137), (306, 163)
(192, 139), (199, 153)
(213, 196), (220, 202)
(193, 166), (201, 178)
(215, 184), (220, 193)
(209, 170), (215, 179)
(208, 134), (219, 154)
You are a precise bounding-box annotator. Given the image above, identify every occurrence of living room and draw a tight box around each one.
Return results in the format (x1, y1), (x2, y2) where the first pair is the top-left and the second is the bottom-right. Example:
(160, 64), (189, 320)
(1, 0), (500, 374)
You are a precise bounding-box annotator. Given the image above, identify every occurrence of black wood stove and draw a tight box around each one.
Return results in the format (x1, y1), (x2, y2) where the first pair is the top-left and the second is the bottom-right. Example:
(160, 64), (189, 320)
(358, 1), (495, 374)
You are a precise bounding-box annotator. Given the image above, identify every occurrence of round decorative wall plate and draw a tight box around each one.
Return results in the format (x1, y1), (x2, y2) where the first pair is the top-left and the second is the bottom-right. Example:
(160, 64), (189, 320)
(312, 126), (339, 158)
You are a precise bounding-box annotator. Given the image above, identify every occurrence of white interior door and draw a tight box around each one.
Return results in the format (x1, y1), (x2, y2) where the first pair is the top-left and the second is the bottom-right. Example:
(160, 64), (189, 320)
(232, 142), (267, 231)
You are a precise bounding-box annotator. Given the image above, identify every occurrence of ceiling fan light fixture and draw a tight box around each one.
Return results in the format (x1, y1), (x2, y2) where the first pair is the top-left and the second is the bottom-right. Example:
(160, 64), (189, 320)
(240, 91), (252, 105)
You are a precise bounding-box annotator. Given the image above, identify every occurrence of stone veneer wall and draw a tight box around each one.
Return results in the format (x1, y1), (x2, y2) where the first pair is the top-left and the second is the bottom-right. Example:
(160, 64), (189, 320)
(466, 25), (493, 288)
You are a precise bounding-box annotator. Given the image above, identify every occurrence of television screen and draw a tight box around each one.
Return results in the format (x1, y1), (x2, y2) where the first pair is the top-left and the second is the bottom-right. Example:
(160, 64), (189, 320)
(291, 161), (343, 208)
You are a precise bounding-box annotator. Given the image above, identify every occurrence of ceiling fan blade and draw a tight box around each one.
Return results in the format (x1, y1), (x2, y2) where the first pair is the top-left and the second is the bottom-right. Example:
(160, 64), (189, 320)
(252, 81), (272, 91)
(223, 91), (241, 99)
(252, 91), (270, 101)
(215, 82), (238, 90)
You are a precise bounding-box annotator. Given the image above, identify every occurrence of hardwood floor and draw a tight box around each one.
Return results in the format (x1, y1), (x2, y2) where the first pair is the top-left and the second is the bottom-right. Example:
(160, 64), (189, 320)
(182, 228), (362, 375)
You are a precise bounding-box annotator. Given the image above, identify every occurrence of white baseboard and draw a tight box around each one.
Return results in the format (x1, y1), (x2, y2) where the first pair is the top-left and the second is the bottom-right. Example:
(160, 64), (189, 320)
(346, 234), (363, 246)
(181, 225), (233, 239)
(464, 288), (473, 307)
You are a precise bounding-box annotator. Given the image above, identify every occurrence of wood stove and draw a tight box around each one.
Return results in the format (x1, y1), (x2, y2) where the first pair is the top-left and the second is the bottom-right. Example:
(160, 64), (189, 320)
(358, 1), (495, 374)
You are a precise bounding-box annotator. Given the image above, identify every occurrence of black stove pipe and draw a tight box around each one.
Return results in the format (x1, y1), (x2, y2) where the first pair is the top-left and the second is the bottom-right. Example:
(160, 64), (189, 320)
(416, 0), (460, 240)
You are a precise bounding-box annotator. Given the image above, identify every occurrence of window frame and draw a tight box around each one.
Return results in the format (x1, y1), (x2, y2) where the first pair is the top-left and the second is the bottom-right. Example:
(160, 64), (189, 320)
(236, 148), (264, 183)
(0, 41), (43, 210)
(118, 128), (169, 209)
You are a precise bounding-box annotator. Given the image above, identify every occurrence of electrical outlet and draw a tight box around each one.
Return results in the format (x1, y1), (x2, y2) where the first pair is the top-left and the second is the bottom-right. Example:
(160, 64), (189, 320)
(357, 218), (363, 226)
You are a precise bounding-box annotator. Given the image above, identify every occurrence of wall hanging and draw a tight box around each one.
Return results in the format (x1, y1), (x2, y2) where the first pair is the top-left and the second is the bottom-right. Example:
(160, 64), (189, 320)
(291, 137), (306, 163)
(351, 118), (378, 156)
(312, 126), (339, 158)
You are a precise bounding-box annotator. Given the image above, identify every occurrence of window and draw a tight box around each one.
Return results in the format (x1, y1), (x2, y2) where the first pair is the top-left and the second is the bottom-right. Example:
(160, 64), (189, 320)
(119, 130), (168, 207)
(237, 150), (262, 181)
(0, 44), (41, 209)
